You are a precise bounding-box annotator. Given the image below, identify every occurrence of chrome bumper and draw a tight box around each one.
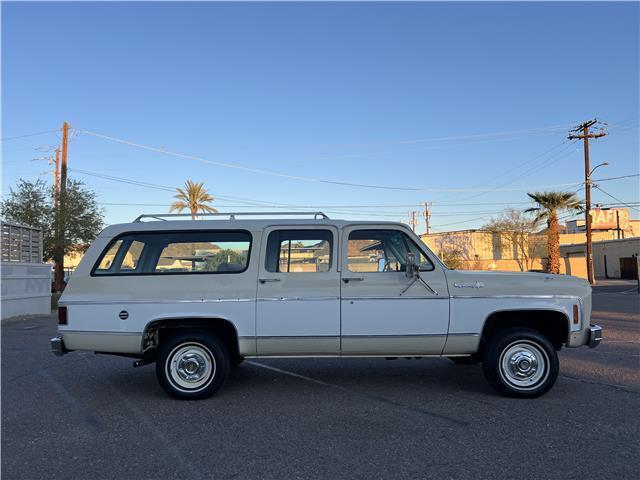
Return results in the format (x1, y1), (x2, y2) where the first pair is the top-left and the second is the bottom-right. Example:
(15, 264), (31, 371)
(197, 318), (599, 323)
(50, 336), (67, 356)
(588, 325), (602, 348)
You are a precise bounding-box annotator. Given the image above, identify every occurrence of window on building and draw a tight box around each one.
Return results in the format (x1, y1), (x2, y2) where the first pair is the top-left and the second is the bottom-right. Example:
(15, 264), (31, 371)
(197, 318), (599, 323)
(265, 230), (333, 273)
(347, 229), (433, 273)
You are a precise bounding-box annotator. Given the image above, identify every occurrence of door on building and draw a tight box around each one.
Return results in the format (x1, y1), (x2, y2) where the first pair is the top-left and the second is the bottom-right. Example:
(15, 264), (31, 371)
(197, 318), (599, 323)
(619, 257), (638, 280)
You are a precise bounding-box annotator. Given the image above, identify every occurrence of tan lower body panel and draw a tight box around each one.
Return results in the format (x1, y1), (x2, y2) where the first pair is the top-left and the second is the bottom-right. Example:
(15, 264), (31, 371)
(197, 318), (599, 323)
(62, 331), (142, 354)
(441, 334), (481, 355)
(257, 336), (340, 356)
(341, 335), (447, 355)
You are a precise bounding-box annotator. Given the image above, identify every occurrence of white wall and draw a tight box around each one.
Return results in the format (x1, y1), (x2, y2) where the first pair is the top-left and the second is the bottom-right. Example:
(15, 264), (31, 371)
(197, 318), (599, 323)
(1, 262), (51, 319)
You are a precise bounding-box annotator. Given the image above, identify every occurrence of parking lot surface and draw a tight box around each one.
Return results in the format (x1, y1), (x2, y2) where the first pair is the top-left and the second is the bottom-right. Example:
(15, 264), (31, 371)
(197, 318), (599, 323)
(2, 281), (639, 480)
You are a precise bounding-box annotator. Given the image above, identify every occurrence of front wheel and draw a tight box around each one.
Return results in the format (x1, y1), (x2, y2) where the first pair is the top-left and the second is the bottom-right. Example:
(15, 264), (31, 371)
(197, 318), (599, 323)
(156, 330), (230, 400)
(482, 327), (558, 398)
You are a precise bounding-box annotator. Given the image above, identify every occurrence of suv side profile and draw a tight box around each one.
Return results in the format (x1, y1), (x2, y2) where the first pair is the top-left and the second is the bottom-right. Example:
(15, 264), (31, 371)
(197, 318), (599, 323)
(51, 212), (601, 399)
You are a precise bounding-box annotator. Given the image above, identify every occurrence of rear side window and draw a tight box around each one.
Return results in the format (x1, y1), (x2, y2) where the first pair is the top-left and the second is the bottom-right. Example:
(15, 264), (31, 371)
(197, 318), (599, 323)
(265, 230), (333, 273)
(93, 231), (251, 275)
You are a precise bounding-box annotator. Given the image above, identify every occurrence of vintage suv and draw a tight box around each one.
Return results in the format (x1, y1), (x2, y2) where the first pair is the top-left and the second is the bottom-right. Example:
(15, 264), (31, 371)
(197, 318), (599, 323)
(51, 212), (602, 399)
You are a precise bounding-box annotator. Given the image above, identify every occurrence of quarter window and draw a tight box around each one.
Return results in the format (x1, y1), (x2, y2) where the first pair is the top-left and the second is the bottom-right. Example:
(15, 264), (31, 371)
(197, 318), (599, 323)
(265, 230), (333, 273)
(93, 231), (251, 275)
(347, 230), (433, 273)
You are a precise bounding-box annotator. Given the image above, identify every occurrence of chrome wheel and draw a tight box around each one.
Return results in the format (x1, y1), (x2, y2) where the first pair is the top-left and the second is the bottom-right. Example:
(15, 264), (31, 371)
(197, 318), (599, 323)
(166, 343), (216, 393)
(498, 341), (549, 391)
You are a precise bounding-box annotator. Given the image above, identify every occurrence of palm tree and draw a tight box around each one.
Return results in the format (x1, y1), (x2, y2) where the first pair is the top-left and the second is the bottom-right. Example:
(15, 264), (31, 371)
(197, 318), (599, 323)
(170, 180), (218, 220)
(525, 191), (583, 274)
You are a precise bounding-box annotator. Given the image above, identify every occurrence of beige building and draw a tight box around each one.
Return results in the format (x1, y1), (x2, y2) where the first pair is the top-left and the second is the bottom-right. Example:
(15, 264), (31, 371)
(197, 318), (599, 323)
(560, 237), (640, 279)
(421, 226), (638, 280)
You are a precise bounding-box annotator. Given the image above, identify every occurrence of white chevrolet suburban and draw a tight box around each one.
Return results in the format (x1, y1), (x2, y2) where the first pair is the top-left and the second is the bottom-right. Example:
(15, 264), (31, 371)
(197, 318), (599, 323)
(51, 212), (602, 400)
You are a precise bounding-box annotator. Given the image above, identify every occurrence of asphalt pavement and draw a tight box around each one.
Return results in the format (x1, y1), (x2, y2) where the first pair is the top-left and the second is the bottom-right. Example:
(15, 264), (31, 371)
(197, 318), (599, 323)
(2, 281), (639, 480)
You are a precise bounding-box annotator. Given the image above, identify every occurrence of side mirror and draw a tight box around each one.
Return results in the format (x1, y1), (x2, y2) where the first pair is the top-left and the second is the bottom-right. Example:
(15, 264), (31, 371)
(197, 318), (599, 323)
(405, 252), (416, 279)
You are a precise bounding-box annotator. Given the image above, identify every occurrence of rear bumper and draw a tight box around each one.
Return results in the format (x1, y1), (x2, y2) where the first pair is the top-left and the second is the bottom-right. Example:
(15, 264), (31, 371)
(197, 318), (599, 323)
(50, 336), (67, 356)
(588, 325), (602, 348)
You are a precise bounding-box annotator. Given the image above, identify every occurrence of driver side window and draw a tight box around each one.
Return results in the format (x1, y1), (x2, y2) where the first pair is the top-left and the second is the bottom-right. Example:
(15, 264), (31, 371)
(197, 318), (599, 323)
(347, 229), (433, 273)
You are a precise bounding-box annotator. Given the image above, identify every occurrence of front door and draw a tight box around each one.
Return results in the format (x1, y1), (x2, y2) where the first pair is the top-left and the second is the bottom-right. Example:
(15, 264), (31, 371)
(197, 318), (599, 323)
(256, 226), (340, 355)
(340, 226), (450, 355)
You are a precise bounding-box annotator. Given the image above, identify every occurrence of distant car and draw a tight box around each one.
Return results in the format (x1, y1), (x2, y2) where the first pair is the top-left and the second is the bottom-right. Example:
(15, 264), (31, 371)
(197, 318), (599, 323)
(51, 212), (602, 400)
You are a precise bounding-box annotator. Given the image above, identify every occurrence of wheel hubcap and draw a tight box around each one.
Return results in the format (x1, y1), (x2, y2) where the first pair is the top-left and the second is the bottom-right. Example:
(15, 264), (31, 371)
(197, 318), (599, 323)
(499, 341), (548, 390)
(167, 343), (216, 392)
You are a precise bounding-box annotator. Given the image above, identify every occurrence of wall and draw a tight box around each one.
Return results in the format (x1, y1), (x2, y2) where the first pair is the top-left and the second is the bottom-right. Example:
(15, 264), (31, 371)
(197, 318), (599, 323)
(1, 262), (51, 319)
(560, 238), (640, 279)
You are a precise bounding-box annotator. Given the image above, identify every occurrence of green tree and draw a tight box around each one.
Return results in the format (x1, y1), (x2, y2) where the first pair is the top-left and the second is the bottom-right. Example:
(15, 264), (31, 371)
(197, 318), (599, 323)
(170, 180), (218, 220)
(525, 191), (583, 274)
(1, 178), (104, 261)
(484, 208), (538, 271)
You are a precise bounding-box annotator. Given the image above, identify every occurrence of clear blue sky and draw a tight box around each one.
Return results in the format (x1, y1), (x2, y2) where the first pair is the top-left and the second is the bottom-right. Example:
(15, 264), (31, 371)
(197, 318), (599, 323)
(2, 1), (639, 231)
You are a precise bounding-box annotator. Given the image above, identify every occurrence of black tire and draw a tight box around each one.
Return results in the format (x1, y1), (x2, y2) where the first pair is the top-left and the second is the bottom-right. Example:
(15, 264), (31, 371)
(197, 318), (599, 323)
(156, 330), (230, 400)
(448, 356), (480, 365)
(482, 327), (558, 398)
(230, 356), (245, 368)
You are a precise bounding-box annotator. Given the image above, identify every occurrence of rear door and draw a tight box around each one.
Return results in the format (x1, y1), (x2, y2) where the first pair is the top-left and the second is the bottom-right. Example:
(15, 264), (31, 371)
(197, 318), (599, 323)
(340, 226), (450, 355)
(256, 226), (340, 355)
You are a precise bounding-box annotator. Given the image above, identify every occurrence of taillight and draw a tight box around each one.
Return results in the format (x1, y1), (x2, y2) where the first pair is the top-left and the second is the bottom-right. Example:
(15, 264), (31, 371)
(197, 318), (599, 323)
(58, 306), (67, 325)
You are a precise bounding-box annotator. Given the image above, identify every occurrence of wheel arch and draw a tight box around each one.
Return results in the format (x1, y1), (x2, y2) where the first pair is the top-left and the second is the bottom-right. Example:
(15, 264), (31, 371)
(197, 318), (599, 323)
(142, 316), (241, 360)
(479, 308), (570, 351)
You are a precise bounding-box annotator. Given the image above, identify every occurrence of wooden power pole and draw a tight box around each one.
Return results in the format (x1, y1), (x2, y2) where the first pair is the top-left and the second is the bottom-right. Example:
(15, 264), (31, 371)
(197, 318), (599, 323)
(54, 122), (69, 292)
(423, 202), (431, 235)
(408, 211), (418, 232)
(53, 148), (60, 210)
(568, 119), (607, 285)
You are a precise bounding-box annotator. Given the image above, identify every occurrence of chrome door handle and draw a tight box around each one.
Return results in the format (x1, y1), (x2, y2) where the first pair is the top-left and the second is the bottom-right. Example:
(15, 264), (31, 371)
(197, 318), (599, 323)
(342, 276), (364, 283)
(259, 278), (281, 283)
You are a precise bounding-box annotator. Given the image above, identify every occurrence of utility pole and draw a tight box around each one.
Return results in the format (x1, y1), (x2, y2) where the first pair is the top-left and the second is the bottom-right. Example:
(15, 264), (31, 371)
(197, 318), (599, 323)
(54, 122), (69, 292)
(53, 148), (60, 210)
(408, 211), (418, 232)
(568, 119), (607, 285)
(423, 202), (431, 235)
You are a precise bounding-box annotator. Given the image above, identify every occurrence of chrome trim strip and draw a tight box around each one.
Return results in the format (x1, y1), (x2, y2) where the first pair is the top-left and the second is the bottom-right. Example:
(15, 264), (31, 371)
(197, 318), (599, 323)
(257, 335), (338, 339)
(446, 333), (480, 337)
(60, 298), (255, 306)
(451, 295), (581, 300)
(256, 296), (339, 302)
(60, 330), (141, 336)
(341, 334), (447, 338)
(341, 296), (448, 301)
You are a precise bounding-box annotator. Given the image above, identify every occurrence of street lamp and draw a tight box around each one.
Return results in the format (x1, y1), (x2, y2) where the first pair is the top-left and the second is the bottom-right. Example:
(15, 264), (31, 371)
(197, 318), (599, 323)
(589, 162), (609, 178)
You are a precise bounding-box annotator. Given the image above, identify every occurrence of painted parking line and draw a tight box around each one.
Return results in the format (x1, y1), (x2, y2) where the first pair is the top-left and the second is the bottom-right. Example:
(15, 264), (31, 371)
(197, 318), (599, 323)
(247, 361), (469, 427)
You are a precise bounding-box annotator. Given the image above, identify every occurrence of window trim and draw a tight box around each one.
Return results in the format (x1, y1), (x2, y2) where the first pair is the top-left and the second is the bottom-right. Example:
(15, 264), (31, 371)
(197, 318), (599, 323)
(90, 229), (253, 277)
(345, 227), (435, 274)
(264, 228), (334, 274)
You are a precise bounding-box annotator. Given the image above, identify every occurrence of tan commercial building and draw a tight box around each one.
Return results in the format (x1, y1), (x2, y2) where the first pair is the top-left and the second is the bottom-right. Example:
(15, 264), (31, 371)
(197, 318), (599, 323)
(560, 237), (640, 279)
(421, 228), (638, 280)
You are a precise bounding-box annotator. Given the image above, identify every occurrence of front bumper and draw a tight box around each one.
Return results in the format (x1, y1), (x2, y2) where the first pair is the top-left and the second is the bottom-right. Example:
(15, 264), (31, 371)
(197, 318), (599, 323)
(588, 325), (602, 348)
(50, 336), (67, 356)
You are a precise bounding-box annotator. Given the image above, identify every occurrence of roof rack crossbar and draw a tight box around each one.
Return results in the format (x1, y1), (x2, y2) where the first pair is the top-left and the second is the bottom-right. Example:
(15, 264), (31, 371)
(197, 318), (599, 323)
(133, 211), (330, 222)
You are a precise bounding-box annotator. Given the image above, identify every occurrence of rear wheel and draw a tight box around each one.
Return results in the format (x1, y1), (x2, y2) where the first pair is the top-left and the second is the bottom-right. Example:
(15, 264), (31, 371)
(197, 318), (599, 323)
(482, 327), (558, 398)
(156, 330), (230, 400)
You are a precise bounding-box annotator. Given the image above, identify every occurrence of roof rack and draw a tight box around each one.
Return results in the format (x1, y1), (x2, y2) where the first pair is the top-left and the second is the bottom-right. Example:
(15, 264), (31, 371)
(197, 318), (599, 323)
(133, 211), (330, 222)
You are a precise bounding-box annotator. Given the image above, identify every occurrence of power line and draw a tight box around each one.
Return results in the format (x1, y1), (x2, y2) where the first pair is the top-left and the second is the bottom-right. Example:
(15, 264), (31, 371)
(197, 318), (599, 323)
(314, 123), (574, 148)
(0, 129), (60, 142)
(592, 173), (639, 182)
(593, 186), (640, 213)
(76, 127), (588, 193)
